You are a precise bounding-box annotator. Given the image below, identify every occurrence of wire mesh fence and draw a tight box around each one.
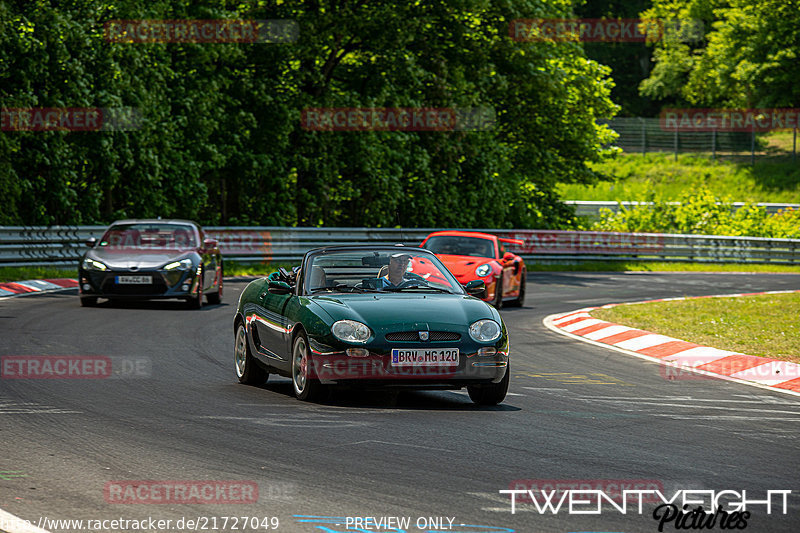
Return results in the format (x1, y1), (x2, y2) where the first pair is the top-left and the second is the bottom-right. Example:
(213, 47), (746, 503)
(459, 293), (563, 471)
(601, 117), (798, 164)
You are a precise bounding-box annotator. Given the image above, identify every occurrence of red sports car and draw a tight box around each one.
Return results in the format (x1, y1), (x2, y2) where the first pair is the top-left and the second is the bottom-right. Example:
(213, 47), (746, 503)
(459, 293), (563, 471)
(420, 231), (526, 308)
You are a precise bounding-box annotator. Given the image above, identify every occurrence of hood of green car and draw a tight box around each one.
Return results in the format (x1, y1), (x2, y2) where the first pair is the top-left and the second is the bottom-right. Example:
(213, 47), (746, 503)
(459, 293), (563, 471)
(307, 292), (498, 331)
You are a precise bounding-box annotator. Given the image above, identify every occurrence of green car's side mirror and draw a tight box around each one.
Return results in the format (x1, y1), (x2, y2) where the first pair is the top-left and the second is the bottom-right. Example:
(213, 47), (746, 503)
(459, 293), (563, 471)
(268, 280), (291, 295)
(464, 280), (486, 298)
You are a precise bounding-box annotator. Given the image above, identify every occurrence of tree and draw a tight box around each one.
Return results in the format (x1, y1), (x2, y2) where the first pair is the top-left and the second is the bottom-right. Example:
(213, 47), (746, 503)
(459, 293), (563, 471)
(640, 0), (800, 108)
(0, 0), (618, 228)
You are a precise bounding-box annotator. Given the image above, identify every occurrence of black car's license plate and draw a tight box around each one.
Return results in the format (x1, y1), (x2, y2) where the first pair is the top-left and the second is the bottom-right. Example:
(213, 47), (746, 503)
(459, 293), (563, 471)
(390, 348), (459, 366)
(115, 275), (153, 284)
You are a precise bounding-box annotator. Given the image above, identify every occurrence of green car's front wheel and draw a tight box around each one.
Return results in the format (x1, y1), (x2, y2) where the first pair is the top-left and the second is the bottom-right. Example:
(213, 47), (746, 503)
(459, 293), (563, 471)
(235, 323), (268, 385)
(467, 363), (509, 406)
(292, 333), (323, 401)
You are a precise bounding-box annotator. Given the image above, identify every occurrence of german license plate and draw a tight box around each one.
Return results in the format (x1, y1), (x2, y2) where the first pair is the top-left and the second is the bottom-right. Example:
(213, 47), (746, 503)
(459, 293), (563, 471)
(115, 275), (152, 284)
(390, 348), (459, 366)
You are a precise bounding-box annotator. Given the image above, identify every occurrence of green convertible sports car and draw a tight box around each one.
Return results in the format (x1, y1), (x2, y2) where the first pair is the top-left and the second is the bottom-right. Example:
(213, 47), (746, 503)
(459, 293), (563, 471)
(233, 245), (510, 404)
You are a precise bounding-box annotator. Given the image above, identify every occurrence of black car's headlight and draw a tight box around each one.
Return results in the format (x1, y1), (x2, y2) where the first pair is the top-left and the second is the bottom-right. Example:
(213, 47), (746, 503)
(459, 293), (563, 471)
(331, 320), (371, 343)
(469, 319), (501, 342)
(163, 258), (193, 271)
(82, 258), (108, 271)
(475, 264), (492, 277)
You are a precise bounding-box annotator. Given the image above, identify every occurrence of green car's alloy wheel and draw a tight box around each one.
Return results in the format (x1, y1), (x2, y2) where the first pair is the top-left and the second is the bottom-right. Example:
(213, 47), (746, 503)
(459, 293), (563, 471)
(292, 333), (323, 401)
(235, 323), (268, 385)
(467, 363), (509, 406)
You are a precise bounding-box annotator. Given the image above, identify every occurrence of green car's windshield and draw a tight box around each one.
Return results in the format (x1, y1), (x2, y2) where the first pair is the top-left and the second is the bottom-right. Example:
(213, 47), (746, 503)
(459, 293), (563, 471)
(304, 249), (464, 295)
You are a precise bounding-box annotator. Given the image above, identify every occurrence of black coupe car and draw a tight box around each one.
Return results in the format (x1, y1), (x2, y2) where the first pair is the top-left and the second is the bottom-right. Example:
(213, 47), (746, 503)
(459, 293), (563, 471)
(78, 219), (223, 308)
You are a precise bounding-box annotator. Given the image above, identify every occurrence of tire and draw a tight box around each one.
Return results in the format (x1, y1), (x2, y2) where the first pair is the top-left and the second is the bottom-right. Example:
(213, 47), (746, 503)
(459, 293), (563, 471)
(508, 269), (526, 308)
(187, 265), (203, 309)
(492, 273), (503, 309)
(206, 264), (223, 305)
(467, 363), (510, 406)
(234, 322), (268, 385)
(80, 296), (98, 307)
(291, 332), (323, 402)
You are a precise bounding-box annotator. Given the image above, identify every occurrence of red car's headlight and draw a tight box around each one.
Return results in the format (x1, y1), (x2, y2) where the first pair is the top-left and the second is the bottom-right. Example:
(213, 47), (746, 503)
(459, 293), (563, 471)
(475, 264), (492, 277)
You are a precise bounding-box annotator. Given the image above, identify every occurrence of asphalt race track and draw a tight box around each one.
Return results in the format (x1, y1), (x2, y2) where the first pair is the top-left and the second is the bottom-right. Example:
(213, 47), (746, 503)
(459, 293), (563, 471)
(1, 272), (799, 533)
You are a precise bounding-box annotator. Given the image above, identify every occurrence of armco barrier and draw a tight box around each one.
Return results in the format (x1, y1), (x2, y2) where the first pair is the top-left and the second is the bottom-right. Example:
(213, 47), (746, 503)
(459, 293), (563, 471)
(0, 226), (798, 267)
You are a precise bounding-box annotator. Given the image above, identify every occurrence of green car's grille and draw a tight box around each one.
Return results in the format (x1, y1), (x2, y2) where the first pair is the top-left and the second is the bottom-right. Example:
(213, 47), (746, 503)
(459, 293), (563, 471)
(385, 331), (461, 342)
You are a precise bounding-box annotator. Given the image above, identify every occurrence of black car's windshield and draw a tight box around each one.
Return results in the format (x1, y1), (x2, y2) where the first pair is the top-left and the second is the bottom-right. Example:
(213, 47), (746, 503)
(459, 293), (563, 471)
(422, 236), (495, 258)
(99, 223), (197, 249)
(304, 250), (463, 295)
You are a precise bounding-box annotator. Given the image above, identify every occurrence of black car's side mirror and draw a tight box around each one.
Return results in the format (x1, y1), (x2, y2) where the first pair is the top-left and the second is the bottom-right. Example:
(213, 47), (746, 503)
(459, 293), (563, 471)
(268, 280), (291, 295)
(464, 280), (486, 298)
(86, 237), (97, 248)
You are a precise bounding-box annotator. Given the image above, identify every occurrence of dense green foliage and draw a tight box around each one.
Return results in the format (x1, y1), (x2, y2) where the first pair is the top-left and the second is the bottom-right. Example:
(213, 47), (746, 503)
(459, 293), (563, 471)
(0, 0), (618, 228)
(574, 0), (659, 117)
(640, 0), (800, 107)
(592, 188), (800, 238)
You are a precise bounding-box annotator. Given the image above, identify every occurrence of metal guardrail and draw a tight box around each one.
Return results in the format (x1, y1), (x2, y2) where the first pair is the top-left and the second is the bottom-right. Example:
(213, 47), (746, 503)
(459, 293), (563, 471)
(1, 226), (798, 267)
(564, 201), (800, 218)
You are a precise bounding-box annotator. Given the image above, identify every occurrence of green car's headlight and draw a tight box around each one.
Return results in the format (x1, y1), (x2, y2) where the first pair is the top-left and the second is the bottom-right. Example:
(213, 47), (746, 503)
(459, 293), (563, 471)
(475, 264), (492, 277)
(82, 258), (108, 271)
(163, 258), (193, 270)
(469, 319), (501, 342)
(331, 320), (371, 343)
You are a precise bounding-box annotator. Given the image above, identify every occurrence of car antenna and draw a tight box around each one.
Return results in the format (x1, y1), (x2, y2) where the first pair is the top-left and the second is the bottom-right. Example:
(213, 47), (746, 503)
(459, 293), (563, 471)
(395, 208), (406, 246)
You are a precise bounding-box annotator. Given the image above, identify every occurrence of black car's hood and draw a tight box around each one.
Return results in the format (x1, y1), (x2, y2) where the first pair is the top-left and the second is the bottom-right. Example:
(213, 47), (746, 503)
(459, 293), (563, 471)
(86, 248), (193, 270)
(308, 292), (499, 331)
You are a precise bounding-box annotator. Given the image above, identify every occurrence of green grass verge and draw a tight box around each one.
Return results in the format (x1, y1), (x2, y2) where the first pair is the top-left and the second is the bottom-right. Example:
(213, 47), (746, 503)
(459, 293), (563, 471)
(526, 261), (800, 273)
(592, 292), (800, 364)
(558, 152), (800, 203)
(2, 261), (798, 284)
(0, 266), (77, 283)
(225, 262), (295, 278)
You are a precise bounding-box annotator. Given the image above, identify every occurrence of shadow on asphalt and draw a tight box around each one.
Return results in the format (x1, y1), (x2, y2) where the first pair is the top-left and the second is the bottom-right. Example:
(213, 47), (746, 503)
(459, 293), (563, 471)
(90, 298), (230, 311)
(249, 380), (521, 411)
